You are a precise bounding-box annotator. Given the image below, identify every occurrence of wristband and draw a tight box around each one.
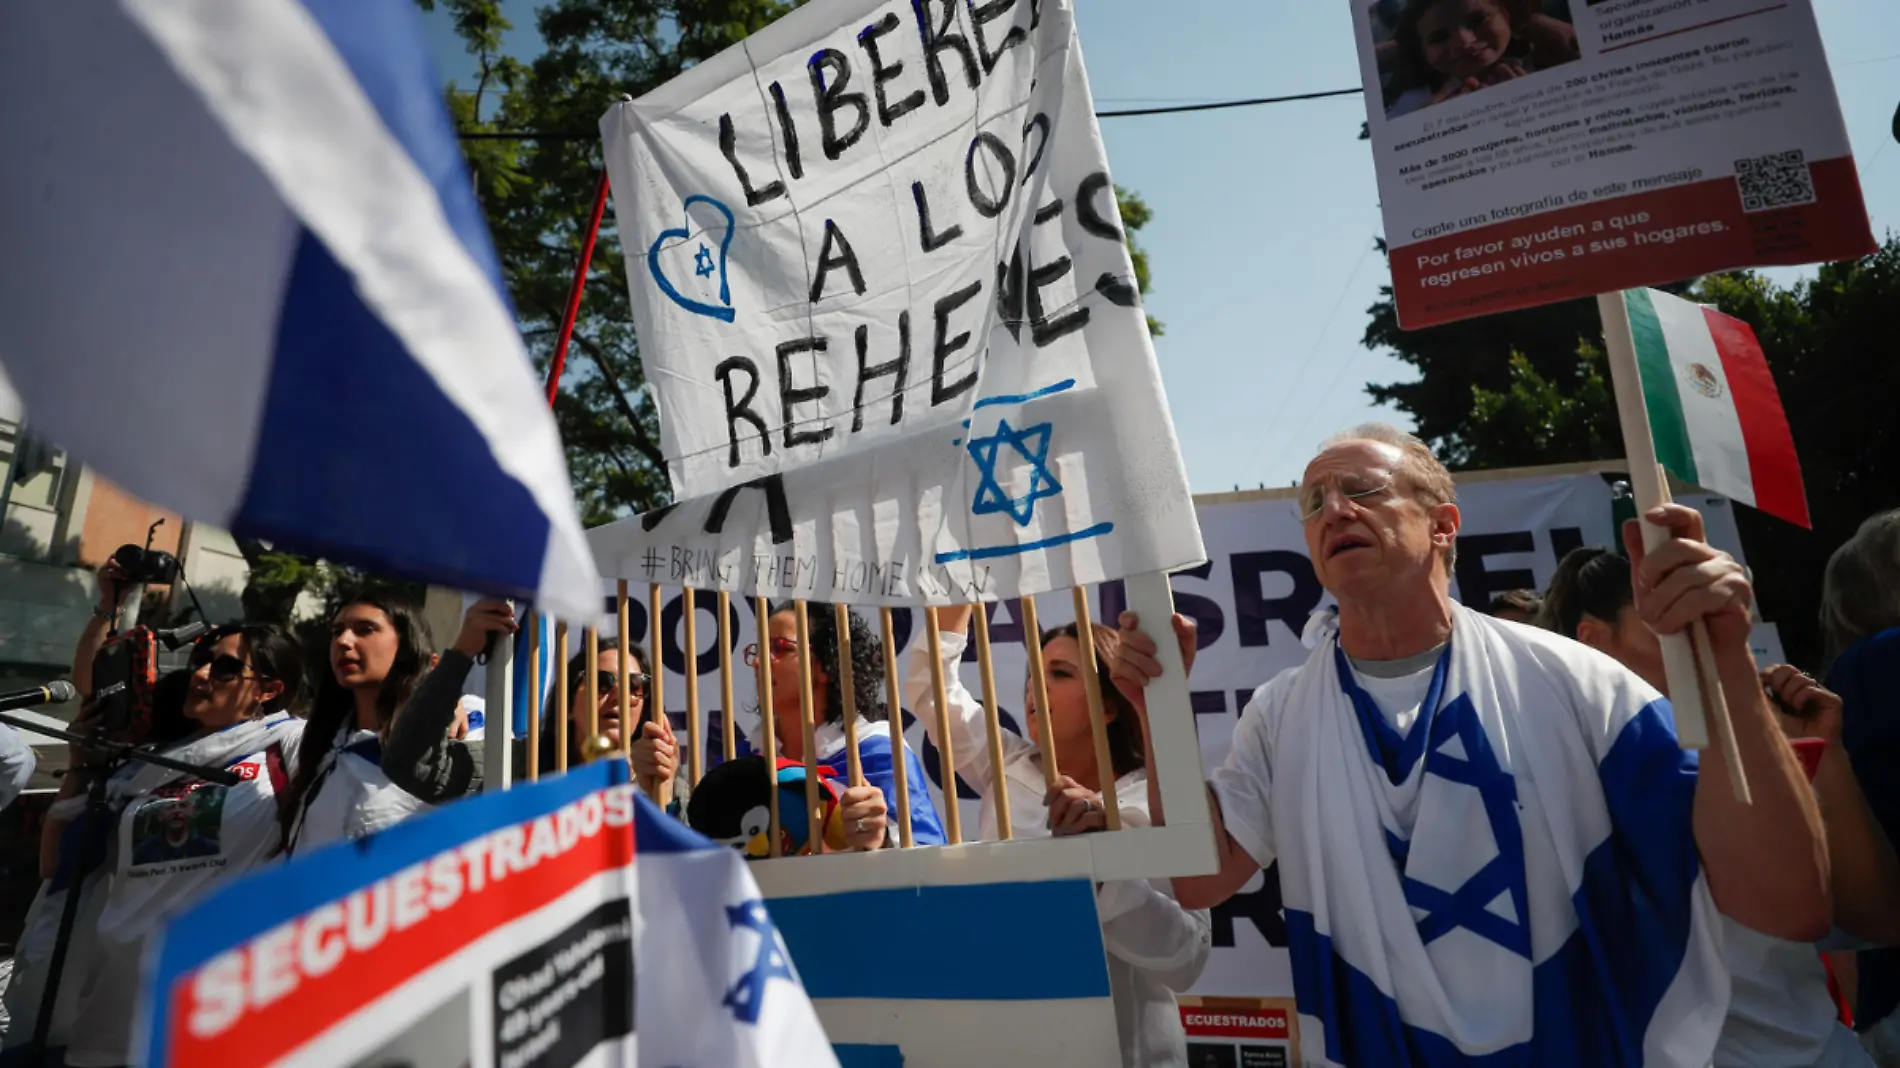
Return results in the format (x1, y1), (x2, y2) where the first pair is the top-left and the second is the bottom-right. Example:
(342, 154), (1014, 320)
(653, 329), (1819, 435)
(92, 604), (117, 622)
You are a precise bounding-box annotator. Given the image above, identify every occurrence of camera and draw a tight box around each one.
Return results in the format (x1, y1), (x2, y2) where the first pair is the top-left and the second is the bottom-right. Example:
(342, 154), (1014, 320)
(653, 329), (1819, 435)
(112, 542), (180, 585)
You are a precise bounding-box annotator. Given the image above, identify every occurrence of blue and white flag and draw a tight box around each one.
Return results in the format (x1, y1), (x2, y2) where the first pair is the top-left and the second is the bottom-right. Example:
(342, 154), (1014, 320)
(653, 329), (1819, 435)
(1212, 605), (1730, 1066)
(0, 1), (599, 621)
(634, 801), (843, 1068)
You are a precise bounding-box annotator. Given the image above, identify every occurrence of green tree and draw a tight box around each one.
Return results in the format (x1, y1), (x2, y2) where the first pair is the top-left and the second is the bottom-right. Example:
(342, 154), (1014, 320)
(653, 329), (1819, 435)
(1115, 186), (1164, 337)
(1361, 238), (1900, 666)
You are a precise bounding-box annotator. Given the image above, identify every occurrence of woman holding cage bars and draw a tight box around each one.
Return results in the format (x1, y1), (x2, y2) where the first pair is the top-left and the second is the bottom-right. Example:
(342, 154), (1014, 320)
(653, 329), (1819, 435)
(908, 603), (1211, 1068)
(632, 600), (946, 849)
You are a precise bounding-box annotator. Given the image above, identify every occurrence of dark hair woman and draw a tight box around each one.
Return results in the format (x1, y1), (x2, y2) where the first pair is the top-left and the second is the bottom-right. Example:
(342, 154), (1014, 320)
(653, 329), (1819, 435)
(1534, 547), (1664, 690)
(633, 601), (946, 849)
(537, 635), (651, 772)
(48, 623), (305, 1067)
(280, 591), (438, 855)
(906, 603), (1208, 1067)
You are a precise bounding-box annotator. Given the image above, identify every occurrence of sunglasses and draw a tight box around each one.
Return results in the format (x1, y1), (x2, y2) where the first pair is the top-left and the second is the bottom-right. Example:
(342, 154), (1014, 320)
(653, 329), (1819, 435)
(189, 649), (265, 684)
(573, 670), (648, 698)
(742, 637), (799, 667)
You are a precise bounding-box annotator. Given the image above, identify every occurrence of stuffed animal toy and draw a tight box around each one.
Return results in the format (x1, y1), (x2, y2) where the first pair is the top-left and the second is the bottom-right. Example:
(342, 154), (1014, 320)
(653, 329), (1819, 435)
(687, 755), (849, 858)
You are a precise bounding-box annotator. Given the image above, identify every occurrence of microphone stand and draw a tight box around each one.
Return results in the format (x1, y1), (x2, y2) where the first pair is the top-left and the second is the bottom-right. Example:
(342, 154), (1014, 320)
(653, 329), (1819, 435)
(3, 711), (239, 1067)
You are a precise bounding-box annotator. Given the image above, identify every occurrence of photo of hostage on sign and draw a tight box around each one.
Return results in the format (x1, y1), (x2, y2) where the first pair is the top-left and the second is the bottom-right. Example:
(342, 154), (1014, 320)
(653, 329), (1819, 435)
(1369, 0), (1583, 119)
(1355, 0), (1875, 328)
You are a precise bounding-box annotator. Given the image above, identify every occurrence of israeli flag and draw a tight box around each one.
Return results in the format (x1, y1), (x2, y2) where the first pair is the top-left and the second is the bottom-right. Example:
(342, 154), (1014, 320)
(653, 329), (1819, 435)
(634, 799), (841, 1068)
(0, 1), (599, 621)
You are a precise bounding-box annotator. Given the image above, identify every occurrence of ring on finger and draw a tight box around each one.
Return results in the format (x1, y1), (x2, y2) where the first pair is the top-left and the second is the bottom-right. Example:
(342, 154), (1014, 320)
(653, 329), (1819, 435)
(854, 817), (867, 833)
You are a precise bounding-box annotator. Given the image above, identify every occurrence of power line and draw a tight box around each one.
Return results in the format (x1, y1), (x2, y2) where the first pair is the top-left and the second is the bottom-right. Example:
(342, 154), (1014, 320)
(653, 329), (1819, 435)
(1095, 87), (1360, 117)
(453, 85), (1363, 141)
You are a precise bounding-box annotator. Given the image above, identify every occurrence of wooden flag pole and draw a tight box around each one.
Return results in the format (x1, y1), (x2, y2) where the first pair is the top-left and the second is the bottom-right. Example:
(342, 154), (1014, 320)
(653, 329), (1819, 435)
(1071, 587), (1123, 831)
(1598, 291), (1750, 801)
(718, 592), (737, 763)
(617, 581), (632, 761)
(971, 606), (1013, 839)
(1019, 595), (1061, 790)
(649, 583), (666, 734)
(878, 608), (914, 847)
(1658, 465), (1753, 804)
(793, 602), (824, 849)
(585, 627), (601, 744)
(834, 604), (864, 788)
(756, 596), (781, 857)
(922, 607), (962, 845)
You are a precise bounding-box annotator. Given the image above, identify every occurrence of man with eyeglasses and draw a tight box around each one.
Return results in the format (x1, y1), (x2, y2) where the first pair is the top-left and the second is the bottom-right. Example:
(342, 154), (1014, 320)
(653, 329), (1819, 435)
(1110, 423), (1830, 1066)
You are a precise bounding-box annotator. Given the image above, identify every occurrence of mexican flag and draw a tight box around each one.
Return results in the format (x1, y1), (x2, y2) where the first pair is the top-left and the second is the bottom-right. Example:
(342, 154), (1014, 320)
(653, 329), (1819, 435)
(1623, 288), (1810, 528)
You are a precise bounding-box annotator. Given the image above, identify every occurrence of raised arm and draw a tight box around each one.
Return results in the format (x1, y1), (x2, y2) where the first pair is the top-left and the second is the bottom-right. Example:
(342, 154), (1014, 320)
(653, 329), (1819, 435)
(383, 599), (516, 803)
(904, 605), (1008, 798)
(73, 559), (133, 695)
(1110, 612), (1264, 911)
(1628, 506), (1831, 941)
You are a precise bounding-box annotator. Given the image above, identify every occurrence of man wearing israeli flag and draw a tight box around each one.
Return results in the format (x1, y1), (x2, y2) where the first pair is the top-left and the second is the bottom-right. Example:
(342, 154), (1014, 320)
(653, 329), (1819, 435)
(1114, 424), (1831, 1067)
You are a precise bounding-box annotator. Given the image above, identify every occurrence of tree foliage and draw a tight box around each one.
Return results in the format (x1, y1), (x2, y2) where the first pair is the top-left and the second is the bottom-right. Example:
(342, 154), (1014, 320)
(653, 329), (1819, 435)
(1361, 237), (1900, 667)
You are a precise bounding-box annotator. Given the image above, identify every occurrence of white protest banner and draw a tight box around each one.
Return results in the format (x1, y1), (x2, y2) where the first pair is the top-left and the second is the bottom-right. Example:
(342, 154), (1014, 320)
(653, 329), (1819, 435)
(1355, 0), (1875, 328)
(594, 0), (1201, 606)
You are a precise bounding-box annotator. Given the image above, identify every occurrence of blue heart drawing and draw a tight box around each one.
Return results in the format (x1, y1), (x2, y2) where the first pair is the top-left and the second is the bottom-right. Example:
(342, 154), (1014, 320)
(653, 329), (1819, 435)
(648, 194), (736, 323)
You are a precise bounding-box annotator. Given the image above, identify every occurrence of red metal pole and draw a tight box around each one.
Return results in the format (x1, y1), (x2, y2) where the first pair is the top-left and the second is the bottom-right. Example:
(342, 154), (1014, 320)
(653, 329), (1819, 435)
(546, 167), (611, 407)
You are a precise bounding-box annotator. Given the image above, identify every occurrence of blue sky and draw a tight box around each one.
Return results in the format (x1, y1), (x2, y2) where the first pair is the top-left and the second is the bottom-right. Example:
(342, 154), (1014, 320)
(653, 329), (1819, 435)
(423, 0), (1900, 493)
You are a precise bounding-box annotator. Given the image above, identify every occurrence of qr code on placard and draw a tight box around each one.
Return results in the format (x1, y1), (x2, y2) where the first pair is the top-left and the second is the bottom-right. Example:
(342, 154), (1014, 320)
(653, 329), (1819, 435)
(1735, 150), (1816, 213)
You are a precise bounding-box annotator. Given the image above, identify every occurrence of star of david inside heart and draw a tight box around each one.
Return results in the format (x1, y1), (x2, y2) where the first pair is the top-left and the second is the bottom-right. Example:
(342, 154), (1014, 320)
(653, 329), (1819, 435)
(648, 194), (736, 323)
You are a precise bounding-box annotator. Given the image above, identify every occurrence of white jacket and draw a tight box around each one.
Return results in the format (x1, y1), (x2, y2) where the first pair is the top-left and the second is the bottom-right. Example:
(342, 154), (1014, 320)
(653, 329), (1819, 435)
(907, 628), (1212, 1068)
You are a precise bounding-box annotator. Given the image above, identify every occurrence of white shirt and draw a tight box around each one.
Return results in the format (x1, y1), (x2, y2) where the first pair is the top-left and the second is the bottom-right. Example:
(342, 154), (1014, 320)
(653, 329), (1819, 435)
(907, 629), (1213, 1068)
(288, 726), (429, 856)
(1715, 915), (1874, 1068)
(66, 714), (303, 1067)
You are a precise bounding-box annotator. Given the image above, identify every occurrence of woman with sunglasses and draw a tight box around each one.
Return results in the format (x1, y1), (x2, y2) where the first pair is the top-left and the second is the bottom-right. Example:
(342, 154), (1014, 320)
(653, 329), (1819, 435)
(632, 601), (945, 848)
(907, 603), (1209, 1067)
(53, 623), (304, 1068)
(536, 636), (651, 772)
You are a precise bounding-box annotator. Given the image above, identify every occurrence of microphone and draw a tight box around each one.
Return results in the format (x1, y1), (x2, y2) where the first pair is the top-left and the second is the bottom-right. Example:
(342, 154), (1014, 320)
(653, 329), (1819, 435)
(0, 680), (77, 714)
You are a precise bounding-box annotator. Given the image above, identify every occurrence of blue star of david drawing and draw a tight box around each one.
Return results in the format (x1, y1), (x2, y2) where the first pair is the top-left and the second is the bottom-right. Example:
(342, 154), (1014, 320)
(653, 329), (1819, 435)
(1399, 694), (1531, 960)
(722, 899), (798, 1024)
(967, 418), (1061, 527)
(693, 243), (717, 278)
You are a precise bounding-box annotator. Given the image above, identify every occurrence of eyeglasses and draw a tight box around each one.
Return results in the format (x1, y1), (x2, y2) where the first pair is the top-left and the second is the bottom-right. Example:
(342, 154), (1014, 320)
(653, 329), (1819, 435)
(189, 650), (264, 684)
(742, 637), (799, 667)
(1295, 474), (1395, 522)
(574, 670), (648, 698)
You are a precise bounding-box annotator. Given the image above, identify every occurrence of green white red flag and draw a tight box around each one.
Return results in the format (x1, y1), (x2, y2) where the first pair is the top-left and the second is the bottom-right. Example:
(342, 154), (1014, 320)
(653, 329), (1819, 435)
(1624, 288), (1810, 528)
